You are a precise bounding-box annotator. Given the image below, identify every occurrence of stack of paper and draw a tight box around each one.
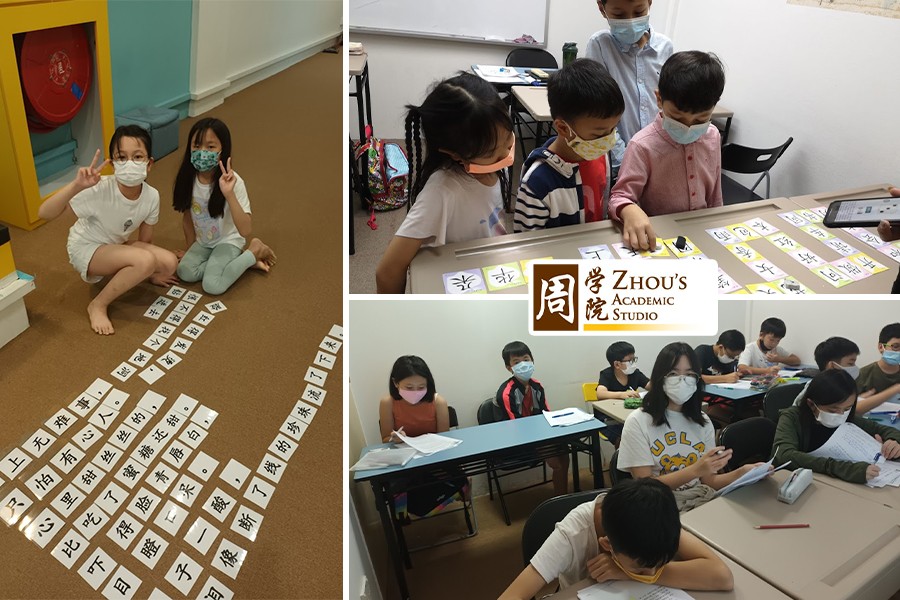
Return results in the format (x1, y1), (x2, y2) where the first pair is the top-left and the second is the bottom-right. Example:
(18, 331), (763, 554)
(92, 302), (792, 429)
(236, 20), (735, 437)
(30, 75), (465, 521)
(577, 580), (694, 599)
(350, 447), (418, 471)
(349, 41), (365, 55)
(393, 430), (462, 456)
(807, 422), (900, 488)
(543, 407), (595, 427)
(716, 457), (790, 497)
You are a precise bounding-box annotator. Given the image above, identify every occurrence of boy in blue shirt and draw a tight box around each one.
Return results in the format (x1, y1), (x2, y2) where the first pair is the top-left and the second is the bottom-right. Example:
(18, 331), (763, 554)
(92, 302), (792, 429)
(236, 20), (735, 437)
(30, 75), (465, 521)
(514, 59), (624, 232)
(586, 0), (674, 178)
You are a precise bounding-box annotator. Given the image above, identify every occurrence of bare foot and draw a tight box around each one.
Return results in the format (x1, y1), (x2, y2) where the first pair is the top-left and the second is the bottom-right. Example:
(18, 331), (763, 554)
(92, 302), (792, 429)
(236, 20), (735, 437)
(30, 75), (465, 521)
(87, 301), (115, 335)
(248, 238), (276, 272)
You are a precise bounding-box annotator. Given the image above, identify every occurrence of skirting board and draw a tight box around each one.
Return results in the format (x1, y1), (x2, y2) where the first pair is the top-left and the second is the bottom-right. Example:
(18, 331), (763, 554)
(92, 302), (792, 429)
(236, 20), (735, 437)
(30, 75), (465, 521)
(189, 30), (340, 117)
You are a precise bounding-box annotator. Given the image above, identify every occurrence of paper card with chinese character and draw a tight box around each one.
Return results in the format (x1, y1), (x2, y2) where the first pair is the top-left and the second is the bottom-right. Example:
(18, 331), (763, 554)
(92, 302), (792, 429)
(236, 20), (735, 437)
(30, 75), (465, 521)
(191, 405), (219, 430)
(824, 238), (859, 256)
(73, 424), (102, 451)
(812, 264), (854, 288)
(138, 365), (165, 385)
(184, 516), (219, 556)
(153, 323), (176, 339)
(183, 323), (205, 340)
(314, 350), (336, 370)
(279, 416), (308, 442)
(154, 499), (189, 536)
(243, 476), (275, 510)
(51, 484), (87, 518)
(147, 589), (171, 600)
(170, 337), (193, 355)
(319, 336), (342, 354)
(25, 464), (63, 500)
(482, 262), (526, 291)
(230, 505), (263, 542)
(77, 546), (116, 590)
(831, 258), (872, 281)
(174, 300), (195, 316)
(205, 300), (227, 313)
(304, 366), (328, 386)
(162, 441), (194, 469)
(24, 427), (57, 458)
(51, 528), (89, 569)
(95, 481), (129, 516)
(74, 503), (111, 540)
(747, 259), (787, 282)
(726, 223), (760, 241)
(132, 527), (169, 569)
(292, 399), (318, 424)
(183, 290), (203, 304)
(0, 487), (32, 526)
(151, 296), (173, 310)
(143, 334), (166, 352)
(847, 228), (889, 249)
(197, 575), (233, 600)
(578, 245), (614, 260)
(878, 243), (900, 264)
(726, 242), (762, 263)
(95, 442), (125, 471)
(301, 383), (326, 406)
(102, 389), (129, 411)
(179, 424), (208, 449)
(85, 378), (113, 400)
(157, 350), (183, 370)
(164, 551), (202, 595)
(0, 447), (31, 479)
(256, 453), (287, 484)
(611, 242), (649, 259)
(795, 208), (822, 223)
(50, 442), (85, 475)
(329, 324), (343, 339)
(787, 248), (826, 268)
(111, 362), (136, 382)
(849, 253), (889, 275)
(212, 538), (247, 579)
(744, 217), (779, 236)
(193, 310), (215, 325)
(101, 564), (141, 600)
(105, 512), (143, 551)
(143, 305), (165, 320)
(69, 393), (99, 418)
(45, 407), (77, 435)
(778, 211), (808, 227)
(765, 232), (802, 252)
(220, 460), (251, 491)
(799, 224), (835, 241)
(147, 464), (177, 494)
(172, 474), (203, 508)
(520, 257), (553, 283)
(109, 423), (139, 451)
(115, 459), (145, 490)
(268, 435), (298, 461)
(202, 488), (237, 522)
(187, 451), (219, 481)
(706, 227), (741, 245)
(137, 390), (165, 415)
(745, 282), (782, 295)
(730, 288), (750, 294)
(88, 407), (119, 431)
(663, 237), (701, 257)
(772, 278), (815, 295)
(164, 310), (185, 326)
(166, 285), (187, 299)
(716, 269), (742, 294)
(23, 506), (66, 548)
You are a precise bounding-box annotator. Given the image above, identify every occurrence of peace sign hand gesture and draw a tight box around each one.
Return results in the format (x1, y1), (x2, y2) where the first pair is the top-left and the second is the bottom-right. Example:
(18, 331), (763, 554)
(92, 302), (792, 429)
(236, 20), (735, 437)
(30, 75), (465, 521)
(218, 157), (236, 196)
(74, 149), (110, 191)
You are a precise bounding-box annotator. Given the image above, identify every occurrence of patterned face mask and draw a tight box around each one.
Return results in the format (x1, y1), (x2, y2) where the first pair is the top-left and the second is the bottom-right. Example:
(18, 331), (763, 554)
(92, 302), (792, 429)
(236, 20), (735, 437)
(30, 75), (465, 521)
(562, 122), (617, 161)
(191, 149), (220, 172)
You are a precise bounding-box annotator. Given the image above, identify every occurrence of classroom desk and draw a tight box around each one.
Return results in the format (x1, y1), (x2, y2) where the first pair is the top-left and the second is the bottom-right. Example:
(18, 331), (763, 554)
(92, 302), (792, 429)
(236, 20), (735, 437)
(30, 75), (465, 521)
(705, 383), (766, 402)
(590, 399), (634, 424)
(813, 471), (900, 512)
(410, 195), (896, 294)
(551, 553), (791, 600)
(681, 470), (900, 600)
(349, 53), (372, 143)
(354, 418), (606, 600)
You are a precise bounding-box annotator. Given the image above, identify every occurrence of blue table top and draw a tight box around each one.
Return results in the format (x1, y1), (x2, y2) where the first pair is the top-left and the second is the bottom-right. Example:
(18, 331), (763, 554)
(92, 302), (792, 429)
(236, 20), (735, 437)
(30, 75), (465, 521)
(353, 416), (604, 482)
(706, 377), (809, 401)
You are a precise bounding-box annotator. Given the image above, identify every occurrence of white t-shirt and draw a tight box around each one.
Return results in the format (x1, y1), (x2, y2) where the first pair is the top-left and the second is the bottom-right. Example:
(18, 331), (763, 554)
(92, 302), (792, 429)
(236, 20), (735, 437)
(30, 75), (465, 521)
(618, 408), (716, 489)
(739, 341), (788, 369)
(395, 168), (506, 247)
(68, 176), (159, 246)
(530, 495), (604, 589)
(190, 172), (251, 249)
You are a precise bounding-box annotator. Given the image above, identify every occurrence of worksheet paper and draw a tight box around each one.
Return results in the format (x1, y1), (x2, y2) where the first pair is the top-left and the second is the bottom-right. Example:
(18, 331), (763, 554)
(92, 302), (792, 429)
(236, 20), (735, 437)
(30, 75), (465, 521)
(542, 408), (595, 427)
(393, 431), (462, 456)
(807, 423), (900, 487)
(577, 580), (694, 600)
(349, 447), (418, 471)
(716, 457), (790, 497)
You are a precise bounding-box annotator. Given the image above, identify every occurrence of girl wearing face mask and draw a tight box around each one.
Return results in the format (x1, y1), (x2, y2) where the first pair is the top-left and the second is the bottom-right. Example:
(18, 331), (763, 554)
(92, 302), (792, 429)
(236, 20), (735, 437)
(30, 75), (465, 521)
(618, 342), (768, 510)
(37, 125), (179, 336)
(378, 355), (449, 443)
(376, 73), (514, 293)
(774, 370), (900, 483)
(172, 118), (276, 296)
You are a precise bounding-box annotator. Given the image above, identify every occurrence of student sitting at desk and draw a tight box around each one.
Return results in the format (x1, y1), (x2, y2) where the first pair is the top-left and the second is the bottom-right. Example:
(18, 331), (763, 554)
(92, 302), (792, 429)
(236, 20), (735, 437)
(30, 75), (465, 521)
(855, 322), (900, 414)
(694, 329), (748, 385)
(792, 336), (862, 406)
(774, 370), (900, 484)
(375, 73), (513, 293)
(618, 342), (769, 511)
(498, 478), (734, 600)
(514, 59), (623, 231)
(585, 0), (674, 179)
(607, 51), (725, 251)
(738, 317), (800, 375)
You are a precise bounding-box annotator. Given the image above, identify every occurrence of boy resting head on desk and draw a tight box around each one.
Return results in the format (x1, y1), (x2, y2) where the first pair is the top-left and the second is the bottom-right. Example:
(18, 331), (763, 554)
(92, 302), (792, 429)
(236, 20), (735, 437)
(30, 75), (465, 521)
(498, 478), (734, 599)
(608, 51), (725, 251)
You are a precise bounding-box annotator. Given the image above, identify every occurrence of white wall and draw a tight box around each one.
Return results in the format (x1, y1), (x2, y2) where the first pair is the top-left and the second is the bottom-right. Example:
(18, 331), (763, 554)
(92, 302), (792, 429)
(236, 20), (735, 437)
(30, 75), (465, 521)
(348, 297), (897, 449)
(190, 0), (341, 115)
(670, 0), (900, 197)
(348, 493), (383, 600)
(350, 0), (675, 140)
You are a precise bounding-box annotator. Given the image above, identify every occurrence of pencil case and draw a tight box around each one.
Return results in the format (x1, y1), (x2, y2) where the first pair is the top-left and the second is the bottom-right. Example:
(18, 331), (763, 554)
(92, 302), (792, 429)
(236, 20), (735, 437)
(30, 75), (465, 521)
(777, 468), (812, 504)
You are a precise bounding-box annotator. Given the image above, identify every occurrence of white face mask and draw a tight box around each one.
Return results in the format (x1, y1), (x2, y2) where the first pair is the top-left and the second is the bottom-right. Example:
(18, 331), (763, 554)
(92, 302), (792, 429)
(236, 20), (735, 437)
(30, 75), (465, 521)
(663, 376), (697, 405)
(113, 160), (148, 187)
(620, 361), (637, 375)
(837, 363), (860, 380)
(813, 405), (850, 429)
(717, 352), (735, 364)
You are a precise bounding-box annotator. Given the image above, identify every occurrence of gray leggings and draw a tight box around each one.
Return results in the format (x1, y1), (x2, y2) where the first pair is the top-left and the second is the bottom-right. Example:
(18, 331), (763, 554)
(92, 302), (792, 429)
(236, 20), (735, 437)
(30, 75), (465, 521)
(177, 242), (255, 295)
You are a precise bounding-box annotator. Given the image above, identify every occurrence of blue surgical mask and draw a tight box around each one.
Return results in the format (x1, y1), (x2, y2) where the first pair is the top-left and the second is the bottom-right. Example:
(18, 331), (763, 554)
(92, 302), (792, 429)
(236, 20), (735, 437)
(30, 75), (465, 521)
(883, 350), (900, 366)
(512, 361), (534, 381)
(607, 15), (651, 46)
(191, 149), (220, 172)
(661, 115), (710, 145)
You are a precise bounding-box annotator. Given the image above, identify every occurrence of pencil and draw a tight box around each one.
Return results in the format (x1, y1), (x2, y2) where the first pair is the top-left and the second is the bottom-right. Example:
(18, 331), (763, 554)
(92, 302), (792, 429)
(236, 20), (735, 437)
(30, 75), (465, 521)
(754, 523), (809, 530)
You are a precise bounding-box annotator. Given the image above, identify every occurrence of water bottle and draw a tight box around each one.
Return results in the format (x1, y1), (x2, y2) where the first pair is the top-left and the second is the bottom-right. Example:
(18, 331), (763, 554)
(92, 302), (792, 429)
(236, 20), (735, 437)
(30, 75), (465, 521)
(562, 42), (578, 66)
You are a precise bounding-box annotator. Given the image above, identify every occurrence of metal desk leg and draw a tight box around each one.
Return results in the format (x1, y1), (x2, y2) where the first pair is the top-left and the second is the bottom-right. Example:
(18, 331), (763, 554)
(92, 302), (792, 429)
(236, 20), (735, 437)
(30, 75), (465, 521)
(370, 480), (410, 600)
(571, 445), (581, 492)
(591, 431), (605, 489)
(349, 142), (355, 255)
(355, 75), (366, 143)
(722, 116), (732, 146)
(363, 63), (373, 128)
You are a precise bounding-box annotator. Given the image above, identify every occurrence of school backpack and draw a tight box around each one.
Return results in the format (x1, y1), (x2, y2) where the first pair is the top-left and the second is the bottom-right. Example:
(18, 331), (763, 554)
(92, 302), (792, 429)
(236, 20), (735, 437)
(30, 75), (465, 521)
(353, 125), (409, 229)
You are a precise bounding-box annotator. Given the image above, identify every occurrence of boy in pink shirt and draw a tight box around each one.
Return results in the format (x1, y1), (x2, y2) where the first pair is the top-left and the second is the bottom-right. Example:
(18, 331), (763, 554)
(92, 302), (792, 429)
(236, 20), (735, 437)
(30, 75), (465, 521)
(609, 51), (725, 251)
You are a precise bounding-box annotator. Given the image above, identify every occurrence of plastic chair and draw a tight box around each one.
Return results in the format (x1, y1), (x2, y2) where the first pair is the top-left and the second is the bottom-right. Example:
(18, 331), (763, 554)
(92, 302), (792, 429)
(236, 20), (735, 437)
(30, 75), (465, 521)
(721, 137), (793, 202)
(477, 397), (551, 526)
(763, 382), (805, 423)
(506, 49), (559, 159)
(608, 449), (633, 486)
(522, 489), (604, 566)
(719, 417), (776, 472)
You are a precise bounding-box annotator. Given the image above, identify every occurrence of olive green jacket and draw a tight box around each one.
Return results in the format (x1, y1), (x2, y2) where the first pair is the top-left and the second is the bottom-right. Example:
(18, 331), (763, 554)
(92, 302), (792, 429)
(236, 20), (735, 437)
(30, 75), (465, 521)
(773, 406), (900, 484)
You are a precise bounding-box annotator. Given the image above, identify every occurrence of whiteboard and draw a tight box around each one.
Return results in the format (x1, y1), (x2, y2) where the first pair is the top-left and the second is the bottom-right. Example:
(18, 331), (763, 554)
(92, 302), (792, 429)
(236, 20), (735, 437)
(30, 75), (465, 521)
(349, 0), (549, 47)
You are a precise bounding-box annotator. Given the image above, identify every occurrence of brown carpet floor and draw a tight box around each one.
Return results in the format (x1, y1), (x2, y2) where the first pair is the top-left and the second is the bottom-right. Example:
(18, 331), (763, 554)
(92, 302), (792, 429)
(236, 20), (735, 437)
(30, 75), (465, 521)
(0, 52), (342, 598)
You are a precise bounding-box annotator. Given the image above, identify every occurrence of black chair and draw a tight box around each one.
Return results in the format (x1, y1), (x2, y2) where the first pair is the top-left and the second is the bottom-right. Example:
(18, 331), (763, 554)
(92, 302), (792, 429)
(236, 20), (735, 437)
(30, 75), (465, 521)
(718, 417), (776, 472)
(763, 382), (805, 423)
(506, 49), (559, 160)
(522, 489), (605, 566)
(608, 449), (633, 486)
(721, 137), (793, 203)
(477, 398), (552, 526)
